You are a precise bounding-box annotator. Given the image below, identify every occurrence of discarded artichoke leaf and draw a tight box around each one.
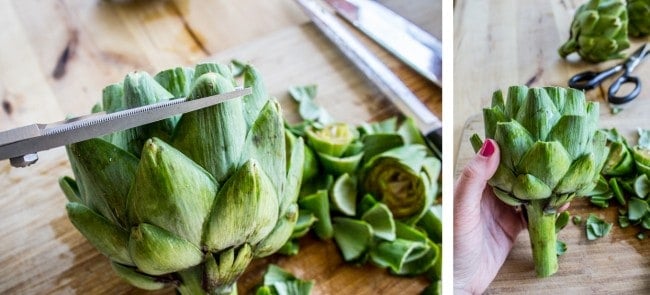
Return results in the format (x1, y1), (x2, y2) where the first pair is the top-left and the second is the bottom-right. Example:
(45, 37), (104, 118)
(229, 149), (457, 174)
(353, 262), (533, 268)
(555, 211), (570, 233)
(628, 197), (648, 221)
(638, 128), (650, 149)
(362, 133), (405, 161)
(609, 178), (626, 206)
(318, 151), (364, 176)
(332, 217), (373, 261)
(306, 123), (356, 157)
(331, 173), (357, 216)
(572, 215), (582, 225)
(634, 174), (650, 199)
(556, 240), (567, 256)
(298, 190), (333, 239)
(361, 203), (396, 241)
(369, 238), (429, 275)
(416, 205), (442, 243)
(397, 117), (426, 145)
(619, 215), (630, 228)
(637, 232), (647, 240)
(289, 84), (333, 124)
(586, 214), (613, 241)
(633, 145), (650, 168)
(258, 264), (314, 295)
(642, 214), (650, 230)
(291, 210), (317, 239)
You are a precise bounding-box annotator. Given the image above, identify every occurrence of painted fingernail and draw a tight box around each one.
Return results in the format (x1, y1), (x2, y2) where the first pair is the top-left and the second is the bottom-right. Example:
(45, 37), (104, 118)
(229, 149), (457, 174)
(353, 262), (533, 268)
(479, 139), (495, 157)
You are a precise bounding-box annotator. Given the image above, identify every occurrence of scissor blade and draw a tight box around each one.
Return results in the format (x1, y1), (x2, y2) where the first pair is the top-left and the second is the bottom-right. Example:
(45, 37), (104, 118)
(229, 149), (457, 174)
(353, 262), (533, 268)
(0, 87), (252, 163)
(325, 0), (442, 86)
(295, 0), (442, 156)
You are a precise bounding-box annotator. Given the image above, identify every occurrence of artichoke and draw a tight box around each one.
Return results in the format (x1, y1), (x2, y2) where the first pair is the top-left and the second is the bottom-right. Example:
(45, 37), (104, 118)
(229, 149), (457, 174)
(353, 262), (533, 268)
(472, 86), (608, 277)
(628, 0), (650, 37)
(59, 62), (304, 294)
(558, 0), (630, 63)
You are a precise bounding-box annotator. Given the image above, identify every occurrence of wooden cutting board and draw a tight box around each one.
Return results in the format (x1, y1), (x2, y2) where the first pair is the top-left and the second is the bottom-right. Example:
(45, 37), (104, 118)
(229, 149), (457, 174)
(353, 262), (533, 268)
(0, 1), (440, 294)
(455, 112), (650, 294)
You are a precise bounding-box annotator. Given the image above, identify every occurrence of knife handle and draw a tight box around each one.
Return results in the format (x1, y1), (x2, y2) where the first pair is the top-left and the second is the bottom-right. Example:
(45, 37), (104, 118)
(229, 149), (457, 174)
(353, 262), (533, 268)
(425, 127), (442, 159)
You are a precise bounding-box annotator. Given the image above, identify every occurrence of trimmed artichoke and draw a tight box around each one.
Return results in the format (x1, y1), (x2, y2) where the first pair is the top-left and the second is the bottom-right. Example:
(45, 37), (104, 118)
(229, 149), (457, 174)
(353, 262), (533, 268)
(628, 0), (650, 37)
(60, 62), (304, 294)
(473, 86), (608, 277)
(558, 0), (630, 63)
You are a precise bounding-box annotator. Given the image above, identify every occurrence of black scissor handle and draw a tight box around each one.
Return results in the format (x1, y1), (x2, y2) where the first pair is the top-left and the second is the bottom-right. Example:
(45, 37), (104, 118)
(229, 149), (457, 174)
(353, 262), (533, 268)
(568, 66), (622, 90)
(608, 75), (641, 105)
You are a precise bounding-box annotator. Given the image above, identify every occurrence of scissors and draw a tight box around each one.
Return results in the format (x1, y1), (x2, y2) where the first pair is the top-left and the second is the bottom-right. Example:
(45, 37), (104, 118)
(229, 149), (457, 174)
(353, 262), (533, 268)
(0, 87), (251, 168)
(568, 43), (650, 105)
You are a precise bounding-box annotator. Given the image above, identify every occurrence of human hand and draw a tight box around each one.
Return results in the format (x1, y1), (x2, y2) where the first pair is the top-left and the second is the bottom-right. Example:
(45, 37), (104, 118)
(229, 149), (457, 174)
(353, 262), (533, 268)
(453, 139), (527, 294)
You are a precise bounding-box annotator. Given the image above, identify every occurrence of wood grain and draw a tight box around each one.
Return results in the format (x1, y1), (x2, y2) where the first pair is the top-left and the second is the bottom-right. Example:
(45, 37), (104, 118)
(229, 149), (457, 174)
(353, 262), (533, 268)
(0, 0), (440, 294)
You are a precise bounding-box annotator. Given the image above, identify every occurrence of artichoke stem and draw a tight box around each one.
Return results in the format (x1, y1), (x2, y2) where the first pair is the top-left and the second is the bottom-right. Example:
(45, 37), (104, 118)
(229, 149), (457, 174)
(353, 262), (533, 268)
(525, 200), (558, 278)
(176, 268), (207, 295)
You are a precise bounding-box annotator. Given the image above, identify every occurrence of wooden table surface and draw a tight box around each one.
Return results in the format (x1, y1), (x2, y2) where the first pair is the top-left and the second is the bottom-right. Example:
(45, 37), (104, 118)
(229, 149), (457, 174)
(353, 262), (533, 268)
(0, 0), (441, 294)
(455, 0), (650, 293)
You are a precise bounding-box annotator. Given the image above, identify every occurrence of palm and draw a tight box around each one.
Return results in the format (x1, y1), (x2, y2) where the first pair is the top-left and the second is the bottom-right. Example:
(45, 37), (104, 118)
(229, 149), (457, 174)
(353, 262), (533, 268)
(454, 187), (526, 294)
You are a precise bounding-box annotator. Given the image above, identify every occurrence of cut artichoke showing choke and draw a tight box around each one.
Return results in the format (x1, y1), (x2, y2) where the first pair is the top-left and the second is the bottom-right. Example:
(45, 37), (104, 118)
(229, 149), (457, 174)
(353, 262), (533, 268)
(473, 86), (608, 277)
(60, 62), (304, 294)
(558, 0), (630, 63)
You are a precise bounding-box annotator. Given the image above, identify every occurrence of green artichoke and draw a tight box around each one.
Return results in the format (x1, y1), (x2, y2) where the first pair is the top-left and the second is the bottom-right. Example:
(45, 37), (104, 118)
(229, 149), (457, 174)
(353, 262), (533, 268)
(59, 62), (304, 294)
(628, 0), (650, 37)
(558, 0), (630, 63)
(472, 86), (608, 277)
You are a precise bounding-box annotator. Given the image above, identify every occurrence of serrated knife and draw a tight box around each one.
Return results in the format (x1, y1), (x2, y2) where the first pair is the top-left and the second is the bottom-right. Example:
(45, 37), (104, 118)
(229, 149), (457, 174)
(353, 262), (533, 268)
(325, 0), (442, 86)
(295, 0), (442, 157)
(0, 87), (251, 167)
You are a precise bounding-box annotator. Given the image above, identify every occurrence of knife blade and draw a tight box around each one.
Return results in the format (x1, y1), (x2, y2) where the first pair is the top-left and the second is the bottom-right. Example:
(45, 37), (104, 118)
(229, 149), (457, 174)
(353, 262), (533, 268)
(0, 87), (252, 167)
(325, 0), (442, 86)
(295, 0), (442, 157)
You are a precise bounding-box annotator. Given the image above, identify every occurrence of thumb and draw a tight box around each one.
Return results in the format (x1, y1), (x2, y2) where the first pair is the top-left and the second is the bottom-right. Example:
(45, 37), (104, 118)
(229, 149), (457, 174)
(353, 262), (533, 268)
(454, 139), (500, 208)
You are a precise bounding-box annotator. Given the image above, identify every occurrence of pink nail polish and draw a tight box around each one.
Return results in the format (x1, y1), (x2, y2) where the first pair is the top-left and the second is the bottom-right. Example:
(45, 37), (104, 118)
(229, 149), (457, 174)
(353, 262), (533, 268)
(479, 139), (495, 157)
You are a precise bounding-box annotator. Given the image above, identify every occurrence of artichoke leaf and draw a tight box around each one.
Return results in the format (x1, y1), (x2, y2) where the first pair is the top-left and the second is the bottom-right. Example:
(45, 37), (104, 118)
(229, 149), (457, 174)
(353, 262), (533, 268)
(173, 72), (246, 183)
(66, 202), (133, 266)
(204, 160), (279, 251)
(154, 67), (195, 98)
(128, 223), (203, 276)
(239, 99), (287, 204)
(111, 262), (167, 291)
(332, 217), (373, 261)
(127, 138), (218, 246)
(66, 138), (138, 227)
